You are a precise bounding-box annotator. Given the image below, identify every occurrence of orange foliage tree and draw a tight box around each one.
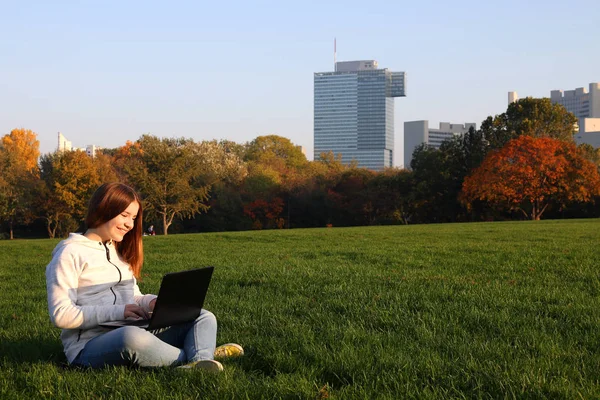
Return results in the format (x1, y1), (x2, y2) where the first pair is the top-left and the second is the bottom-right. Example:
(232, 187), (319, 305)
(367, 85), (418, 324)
(461, 136), (600, 220)
(0, 129), (40, 239)
(1, 128), (40, 171)
(37, 150), (117, 238)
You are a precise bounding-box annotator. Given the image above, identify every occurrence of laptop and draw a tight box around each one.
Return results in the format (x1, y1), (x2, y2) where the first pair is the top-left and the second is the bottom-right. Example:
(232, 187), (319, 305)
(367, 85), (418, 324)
(100, 266), (214, 330)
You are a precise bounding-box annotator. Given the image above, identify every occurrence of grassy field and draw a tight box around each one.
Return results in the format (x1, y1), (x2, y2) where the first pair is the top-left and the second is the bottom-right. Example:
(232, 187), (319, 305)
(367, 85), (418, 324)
(1, 220), (600, 399)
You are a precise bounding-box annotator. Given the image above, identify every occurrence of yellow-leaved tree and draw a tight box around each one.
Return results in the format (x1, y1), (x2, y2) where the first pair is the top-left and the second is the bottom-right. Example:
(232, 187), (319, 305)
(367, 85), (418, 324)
(0, 129), (40, 239)
(36, 150), (118, 238)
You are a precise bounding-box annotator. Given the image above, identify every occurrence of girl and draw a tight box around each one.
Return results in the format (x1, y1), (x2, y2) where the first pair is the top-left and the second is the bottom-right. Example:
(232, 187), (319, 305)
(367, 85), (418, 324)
(46, 183), (242, 370)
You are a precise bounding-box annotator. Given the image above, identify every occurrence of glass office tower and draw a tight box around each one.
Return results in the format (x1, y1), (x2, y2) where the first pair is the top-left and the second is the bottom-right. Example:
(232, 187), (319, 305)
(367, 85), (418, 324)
(314, 60), (406, 170)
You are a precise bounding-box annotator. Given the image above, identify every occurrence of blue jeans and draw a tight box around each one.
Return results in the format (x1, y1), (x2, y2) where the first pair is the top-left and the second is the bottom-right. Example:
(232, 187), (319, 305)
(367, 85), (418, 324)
(72, 309), (217, 368)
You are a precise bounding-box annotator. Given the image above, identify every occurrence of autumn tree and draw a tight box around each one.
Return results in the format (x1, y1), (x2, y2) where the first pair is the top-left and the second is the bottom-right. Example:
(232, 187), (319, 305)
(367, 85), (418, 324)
(243, 198), (285, 229)
(0, 129), (40, 239)
(0, 152), (11, 237)
(37, 150), (113, 238)
(244, 135), (308, 170)
(481, 97), (578, 150)
(242, 135), (308, 228)
(462, 135), (600, 220)
(241, 164), (284, 229)
(2, 128), (40, 171)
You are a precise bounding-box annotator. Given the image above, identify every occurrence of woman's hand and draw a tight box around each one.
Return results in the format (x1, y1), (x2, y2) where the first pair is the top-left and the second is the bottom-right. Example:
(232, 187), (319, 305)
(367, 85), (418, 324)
(149, 298), (157, 311)
(124, 304), (149, 320)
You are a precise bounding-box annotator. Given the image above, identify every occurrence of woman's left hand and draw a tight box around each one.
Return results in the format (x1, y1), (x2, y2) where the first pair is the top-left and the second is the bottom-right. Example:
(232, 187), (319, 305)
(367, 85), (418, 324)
(149, 298), (156, 311)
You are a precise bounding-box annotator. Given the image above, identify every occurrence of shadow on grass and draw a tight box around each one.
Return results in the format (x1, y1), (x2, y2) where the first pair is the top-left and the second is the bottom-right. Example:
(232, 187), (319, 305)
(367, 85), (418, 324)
(1, 339), (282, 378)
(0, 336), (66, 366)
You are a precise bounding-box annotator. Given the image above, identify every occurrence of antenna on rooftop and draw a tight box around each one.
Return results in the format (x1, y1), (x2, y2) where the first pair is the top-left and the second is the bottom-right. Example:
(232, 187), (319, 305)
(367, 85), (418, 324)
(334, 38), (337, 72)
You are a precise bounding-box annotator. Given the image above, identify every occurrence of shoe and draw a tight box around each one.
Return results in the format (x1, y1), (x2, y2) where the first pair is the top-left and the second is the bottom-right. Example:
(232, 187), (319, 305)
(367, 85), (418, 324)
(214, 343), (244, 359)
(177, 359), (223, 372)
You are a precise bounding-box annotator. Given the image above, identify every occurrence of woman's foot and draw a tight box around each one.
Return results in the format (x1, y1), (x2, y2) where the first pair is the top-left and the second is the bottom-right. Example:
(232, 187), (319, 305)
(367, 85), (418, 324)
(214, 343), (244, 359)
(177, 359), (223, 372)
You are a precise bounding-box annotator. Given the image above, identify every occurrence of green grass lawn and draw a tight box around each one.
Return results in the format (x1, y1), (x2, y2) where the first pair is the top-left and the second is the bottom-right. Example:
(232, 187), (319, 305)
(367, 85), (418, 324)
(1, 220), (600, 399)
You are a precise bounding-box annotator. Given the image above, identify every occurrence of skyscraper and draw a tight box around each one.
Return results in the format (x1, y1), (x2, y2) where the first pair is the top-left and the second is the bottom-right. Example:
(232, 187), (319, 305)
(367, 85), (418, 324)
(314, 60), (406, 170)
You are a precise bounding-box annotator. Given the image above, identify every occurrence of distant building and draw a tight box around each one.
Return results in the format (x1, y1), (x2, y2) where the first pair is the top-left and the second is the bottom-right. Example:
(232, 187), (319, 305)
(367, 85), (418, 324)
(404, 121), (476, 168)
(57, 132), (99, 157)
(550, 83), (600, 146)
(508, 82), (600, 147)
(314, 60), (406, 170)
(550, 83), (600, 119)
(574, 118), (600, 147)
(85, 145), (99, 158)
(57, 132), (72, 152)
(296, 145), (306, 157)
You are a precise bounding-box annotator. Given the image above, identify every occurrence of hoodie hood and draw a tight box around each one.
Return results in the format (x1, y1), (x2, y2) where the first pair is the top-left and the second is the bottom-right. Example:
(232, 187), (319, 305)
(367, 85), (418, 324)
(51, 233), (110, 257)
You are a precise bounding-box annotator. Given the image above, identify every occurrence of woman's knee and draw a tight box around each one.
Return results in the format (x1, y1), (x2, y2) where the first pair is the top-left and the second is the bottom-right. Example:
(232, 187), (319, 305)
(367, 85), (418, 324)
(199, 309), (216, 321)
(198, 309), (217, 326)
(118, 326), (155, 350)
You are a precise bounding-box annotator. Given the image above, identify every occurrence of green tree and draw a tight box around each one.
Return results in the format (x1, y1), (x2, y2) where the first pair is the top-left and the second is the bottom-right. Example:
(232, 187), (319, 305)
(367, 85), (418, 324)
(482, 97), (578, 150)
(368, 168), (414, 225)
(117, 135), (246, 235)
(408, 126), (494, 223)
(218, 139), (247, 161)
(190, 140), (248, 187)
(409, 144), (452, 222)
(327, 167), (376, 226)
(577, 143), (600, 167)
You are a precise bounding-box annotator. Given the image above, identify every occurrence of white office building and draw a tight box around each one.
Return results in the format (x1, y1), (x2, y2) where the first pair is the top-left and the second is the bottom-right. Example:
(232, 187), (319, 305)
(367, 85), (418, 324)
(57, 132), (100, 157)
(508, 83), (600, 147)
(57, 132), (72, 153)
(574, 118), (600, 147)
(404, 121), (476, 168)
(550, 83), (600, 146)
(550, 83), (600, 119)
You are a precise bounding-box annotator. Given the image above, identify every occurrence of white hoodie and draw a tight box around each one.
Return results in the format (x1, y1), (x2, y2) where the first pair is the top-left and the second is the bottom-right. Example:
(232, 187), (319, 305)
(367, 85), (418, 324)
(45, 233), (157, 363)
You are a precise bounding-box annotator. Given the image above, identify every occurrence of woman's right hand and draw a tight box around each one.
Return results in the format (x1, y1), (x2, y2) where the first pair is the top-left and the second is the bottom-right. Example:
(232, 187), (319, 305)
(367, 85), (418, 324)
(124, 304), (149, 320)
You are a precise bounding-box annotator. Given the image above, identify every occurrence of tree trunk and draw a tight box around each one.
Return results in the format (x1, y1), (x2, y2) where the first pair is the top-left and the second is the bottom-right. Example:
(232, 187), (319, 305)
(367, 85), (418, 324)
(287, 196), (291, 229)
(162, 213), (168, 235)
(531, 201), (547, 220)
(46, 220), (53, 239)
(9, 220), (13, 240)
(45, 215), (59, 238)
(49, 222), (57, 239)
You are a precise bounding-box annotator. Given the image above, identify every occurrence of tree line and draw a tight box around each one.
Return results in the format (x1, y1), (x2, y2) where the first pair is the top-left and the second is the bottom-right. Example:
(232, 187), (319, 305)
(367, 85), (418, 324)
(1, 97), (600, 239)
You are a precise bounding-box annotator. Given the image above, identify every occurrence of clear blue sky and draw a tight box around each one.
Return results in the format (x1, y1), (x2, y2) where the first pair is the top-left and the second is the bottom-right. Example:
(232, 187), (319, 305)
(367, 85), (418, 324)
(1, 0), (598, 166)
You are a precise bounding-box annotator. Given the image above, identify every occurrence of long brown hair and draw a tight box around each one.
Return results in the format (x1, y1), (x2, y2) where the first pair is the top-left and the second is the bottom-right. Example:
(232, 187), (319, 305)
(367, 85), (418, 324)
(85, 183), (144, 278)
